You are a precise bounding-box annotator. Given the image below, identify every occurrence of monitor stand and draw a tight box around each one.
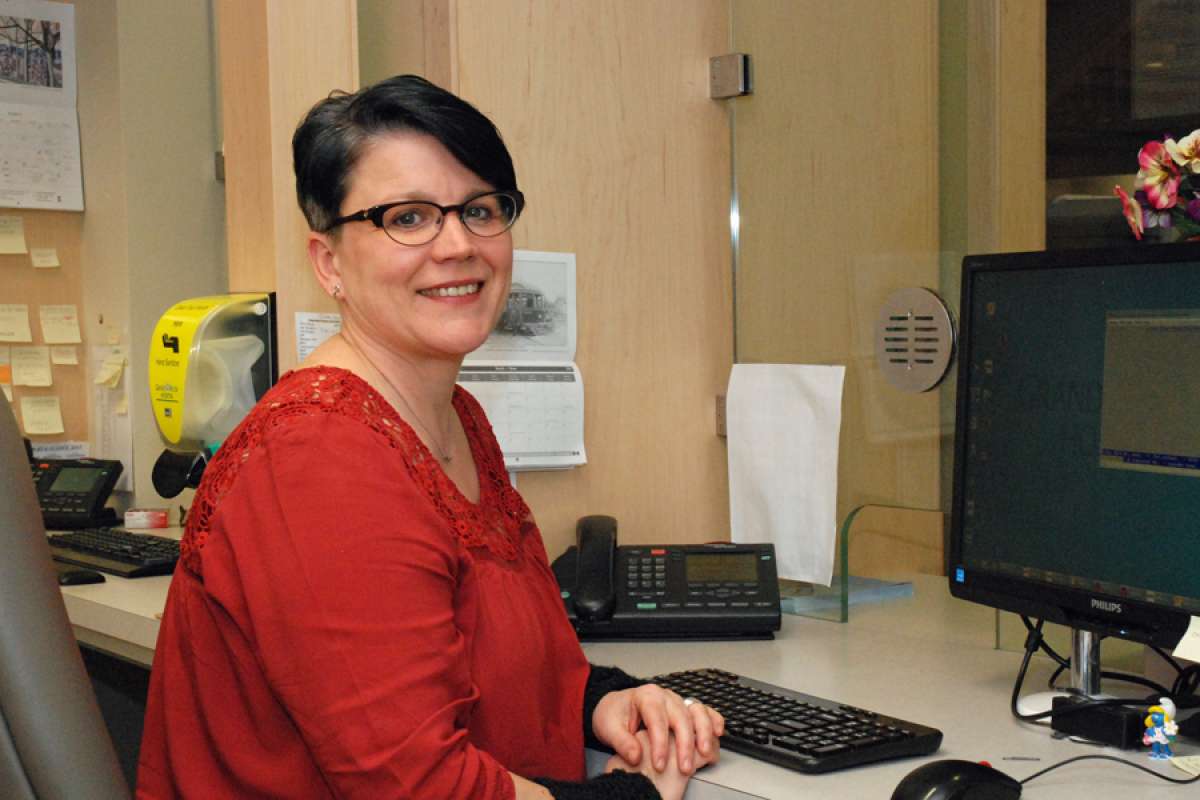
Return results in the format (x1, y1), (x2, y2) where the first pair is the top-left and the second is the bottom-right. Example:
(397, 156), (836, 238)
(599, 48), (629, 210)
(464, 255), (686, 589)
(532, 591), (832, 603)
(1071, 628), (1103, 696)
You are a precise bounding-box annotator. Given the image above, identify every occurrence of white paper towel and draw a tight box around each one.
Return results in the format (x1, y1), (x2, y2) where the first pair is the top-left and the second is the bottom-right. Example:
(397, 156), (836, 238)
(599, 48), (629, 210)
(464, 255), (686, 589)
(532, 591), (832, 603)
(727, 363), (846, 585)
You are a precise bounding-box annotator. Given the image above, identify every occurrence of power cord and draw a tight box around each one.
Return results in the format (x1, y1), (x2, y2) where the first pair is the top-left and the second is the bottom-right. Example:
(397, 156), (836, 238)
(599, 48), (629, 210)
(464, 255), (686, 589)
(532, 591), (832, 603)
(1010, 619), (1149, 724)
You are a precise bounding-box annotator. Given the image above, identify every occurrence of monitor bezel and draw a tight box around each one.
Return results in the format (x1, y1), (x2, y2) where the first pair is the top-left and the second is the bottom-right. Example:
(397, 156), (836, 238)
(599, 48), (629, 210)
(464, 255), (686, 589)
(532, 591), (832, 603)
(948, 241), (1200, 649)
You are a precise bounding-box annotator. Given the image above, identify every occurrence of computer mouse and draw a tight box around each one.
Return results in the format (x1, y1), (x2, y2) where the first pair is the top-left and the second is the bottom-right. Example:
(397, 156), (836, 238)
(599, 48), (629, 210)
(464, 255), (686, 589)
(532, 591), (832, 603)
(57, 568), (106, 586)
(891, 758), (1021, 800)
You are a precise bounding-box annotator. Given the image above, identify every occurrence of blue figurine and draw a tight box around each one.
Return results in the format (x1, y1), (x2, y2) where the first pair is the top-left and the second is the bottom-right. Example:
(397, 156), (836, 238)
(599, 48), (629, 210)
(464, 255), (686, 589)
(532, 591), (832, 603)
(1143, 698), (1178, 760)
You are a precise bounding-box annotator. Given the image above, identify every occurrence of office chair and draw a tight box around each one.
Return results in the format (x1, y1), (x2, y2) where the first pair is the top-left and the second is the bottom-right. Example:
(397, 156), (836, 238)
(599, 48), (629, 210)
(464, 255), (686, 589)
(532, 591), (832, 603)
(0, 403), (128, 799)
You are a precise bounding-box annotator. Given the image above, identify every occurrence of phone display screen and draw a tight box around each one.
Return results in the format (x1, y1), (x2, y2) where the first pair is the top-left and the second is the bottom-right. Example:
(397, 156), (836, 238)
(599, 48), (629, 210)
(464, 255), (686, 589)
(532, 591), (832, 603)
(48, 467), (103, 494)
(686, 552), (758, 583)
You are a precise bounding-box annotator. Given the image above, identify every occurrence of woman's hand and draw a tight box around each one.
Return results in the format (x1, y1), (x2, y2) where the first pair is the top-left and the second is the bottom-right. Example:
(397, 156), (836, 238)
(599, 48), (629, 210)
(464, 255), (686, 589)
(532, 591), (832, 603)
(604, 730), (708, 800)
(592, 684), (723, 775)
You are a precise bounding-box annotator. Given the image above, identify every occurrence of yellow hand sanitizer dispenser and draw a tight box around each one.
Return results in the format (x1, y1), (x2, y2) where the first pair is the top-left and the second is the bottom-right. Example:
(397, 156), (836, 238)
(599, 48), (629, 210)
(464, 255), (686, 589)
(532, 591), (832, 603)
(148, 293), (277, 497)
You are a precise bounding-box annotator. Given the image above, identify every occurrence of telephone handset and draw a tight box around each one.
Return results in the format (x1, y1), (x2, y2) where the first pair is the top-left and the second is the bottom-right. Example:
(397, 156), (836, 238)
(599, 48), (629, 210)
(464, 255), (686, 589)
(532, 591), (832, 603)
(551, 515), (781, 640)
(573, 514), (618, 621)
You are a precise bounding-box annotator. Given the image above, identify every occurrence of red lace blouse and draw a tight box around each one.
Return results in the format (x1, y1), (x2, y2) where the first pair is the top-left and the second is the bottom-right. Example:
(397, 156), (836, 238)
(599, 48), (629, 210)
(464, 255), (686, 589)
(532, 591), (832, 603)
(136, 367), (591, 799)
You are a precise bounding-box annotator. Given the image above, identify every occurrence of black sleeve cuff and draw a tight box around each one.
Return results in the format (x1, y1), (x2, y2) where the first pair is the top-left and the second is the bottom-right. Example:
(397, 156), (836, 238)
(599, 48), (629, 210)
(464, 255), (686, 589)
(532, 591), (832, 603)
(583, 663), (647, 751)
(533, 770), (661, 800)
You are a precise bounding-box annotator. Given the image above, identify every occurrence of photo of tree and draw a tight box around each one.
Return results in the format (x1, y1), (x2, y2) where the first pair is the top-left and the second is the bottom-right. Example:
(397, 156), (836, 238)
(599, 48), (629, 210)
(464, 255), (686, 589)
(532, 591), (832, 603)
(0, 16), (63, 89)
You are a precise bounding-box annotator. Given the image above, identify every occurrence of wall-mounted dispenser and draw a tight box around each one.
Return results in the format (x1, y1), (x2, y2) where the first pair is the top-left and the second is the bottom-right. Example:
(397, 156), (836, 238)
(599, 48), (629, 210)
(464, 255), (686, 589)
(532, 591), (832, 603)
(147, 293), (277, 497)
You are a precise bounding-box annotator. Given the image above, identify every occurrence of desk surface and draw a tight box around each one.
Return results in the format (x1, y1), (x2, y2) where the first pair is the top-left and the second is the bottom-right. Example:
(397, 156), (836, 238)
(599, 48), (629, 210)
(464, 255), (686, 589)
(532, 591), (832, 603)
(63, 558), (1194, 800)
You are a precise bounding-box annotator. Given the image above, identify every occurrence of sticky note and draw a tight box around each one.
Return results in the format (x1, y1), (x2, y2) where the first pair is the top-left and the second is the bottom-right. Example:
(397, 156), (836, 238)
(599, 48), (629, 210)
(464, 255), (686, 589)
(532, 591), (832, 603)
(0, 346), (10, 401)
(94, 352), (126, 388)
(19, 395), (65, 435)
(0, 304), (33, 342)
(50, 346), (78, 365)
(12, 345), (51, 386)
(0, 216), (27, 255)
(39, 304), (82, 344)
(30, 248), (60, 268)
(1173, 615), (1200, 662)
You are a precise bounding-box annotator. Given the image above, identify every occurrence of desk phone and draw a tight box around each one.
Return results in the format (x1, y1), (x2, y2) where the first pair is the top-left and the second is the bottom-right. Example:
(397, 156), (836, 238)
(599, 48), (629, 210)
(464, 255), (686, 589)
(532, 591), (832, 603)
(31, 458), (122, 529)
(551, 515), (781, 640)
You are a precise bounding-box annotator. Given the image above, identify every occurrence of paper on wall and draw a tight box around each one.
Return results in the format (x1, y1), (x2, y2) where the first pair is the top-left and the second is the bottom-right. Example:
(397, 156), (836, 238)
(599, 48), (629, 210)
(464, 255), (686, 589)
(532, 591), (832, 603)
(90, 345), (132, 491)
(0, 304), (33, 342)
(0, 215), (27, 253)
(30, 247), (59, 267)
(295, 311), (342, 362)
(727, 363), (846, 585)
(19, 394), (64, 434)
(12, 344), (51, 386)
(49, 345), (77, 364)
(38, 303), (82, 343)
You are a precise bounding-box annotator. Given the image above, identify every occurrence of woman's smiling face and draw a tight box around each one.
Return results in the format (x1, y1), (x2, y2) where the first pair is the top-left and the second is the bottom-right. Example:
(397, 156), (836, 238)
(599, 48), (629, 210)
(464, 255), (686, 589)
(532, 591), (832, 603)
(318, 130), (514, 361)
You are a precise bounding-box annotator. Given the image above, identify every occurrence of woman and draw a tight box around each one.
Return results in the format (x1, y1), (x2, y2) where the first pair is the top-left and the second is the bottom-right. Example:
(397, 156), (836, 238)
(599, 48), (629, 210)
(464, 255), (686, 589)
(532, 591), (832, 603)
(137, 75), (722, 799)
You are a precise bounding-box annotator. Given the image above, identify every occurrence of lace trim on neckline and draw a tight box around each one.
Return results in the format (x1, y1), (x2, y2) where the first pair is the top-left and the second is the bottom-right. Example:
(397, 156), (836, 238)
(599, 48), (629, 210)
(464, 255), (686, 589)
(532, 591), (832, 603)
(180, 367), (536, 575)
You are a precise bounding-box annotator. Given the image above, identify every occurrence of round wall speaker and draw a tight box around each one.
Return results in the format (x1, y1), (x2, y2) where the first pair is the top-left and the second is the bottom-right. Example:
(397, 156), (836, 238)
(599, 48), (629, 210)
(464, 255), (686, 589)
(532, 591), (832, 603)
(874, 287), (955, 393)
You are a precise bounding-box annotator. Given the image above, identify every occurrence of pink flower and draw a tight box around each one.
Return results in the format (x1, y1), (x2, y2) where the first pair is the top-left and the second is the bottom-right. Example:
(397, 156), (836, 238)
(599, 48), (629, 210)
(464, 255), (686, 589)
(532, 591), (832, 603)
(1136, 140), (1180, 209)
(1114, 186), (1143, 240)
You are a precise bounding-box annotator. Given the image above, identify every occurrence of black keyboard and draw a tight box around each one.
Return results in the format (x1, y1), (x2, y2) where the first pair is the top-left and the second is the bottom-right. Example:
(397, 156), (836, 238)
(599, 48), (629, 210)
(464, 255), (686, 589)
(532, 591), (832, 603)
(48, 527), (179, 578)
(653, 668), (942, 774)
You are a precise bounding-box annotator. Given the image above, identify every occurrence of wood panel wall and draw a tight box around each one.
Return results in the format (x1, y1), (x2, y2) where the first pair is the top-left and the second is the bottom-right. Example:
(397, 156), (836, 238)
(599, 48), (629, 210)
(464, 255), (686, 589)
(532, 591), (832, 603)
(451, 1), (735, 556)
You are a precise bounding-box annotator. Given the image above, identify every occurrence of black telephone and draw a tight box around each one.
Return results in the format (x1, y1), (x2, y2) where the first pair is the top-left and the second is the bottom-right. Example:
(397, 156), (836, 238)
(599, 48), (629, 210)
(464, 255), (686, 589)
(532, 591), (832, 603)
(551, 515), (781, 640)
(30, 457), (123, 530)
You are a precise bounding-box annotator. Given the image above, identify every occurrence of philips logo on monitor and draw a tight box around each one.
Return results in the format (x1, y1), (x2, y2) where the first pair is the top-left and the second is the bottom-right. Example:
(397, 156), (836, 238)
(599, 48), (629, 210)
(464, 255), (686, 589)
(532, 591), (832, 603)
(1090, 598), (1123, 614)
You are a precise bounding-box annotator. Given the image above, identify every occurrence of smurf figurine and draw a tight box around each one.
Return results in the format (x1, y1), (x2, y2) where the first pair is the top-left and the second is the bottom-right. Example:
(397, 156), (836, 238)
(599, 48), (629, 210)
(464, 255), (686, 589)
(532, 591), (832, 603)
(1143, 697), (1179, 760)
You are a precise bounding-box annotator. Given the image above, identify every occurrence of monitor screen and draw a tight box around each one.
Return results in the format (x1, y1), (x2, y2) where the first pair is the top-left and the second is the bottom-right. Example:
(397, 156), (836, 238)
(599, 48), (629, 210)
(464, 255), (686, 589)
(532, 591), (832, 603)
(949, 243), (1200, 649)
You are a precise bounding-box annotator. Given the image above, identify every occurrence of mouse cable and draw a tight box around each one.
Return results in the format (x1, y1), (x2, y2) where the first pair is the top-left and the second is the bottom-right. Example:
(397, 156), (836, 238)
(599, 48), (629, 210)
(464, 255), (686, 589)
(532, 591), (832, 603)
(1018, 754), (1200, 787)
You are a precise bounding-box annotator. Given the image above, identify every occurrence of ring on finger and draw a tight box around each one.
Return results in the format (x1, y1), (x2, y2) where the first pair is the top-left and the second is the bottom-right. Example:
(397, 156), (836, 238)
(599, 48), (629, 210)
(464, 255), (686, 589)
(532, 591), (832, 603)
(682, 697), (700, 708)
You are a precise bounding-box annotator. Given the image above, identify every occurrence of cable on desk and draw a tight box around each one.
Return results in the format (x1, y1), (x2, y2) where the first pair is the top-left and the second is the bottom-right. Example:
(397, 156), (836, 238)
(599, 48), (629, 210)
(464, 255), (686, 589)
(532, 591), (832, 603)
(1009, 619), (1157, 724)
(1018, 754), (1200, 787)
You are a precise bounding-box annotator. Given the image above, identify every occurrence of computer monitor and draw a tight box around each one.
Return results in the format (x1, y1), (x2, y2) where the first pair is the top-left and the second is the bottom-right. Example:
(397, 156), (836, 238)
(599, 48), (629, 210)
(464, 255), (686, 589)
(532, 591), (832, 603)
(949, 242), (1200, 694)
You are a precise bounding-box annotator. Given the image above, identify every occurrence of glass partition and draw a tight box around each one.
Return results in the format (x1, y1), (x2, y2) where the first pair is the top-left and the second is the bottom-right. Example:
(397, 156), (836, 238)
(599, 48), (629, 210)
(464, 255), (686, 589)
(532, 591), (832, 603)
(730, 2), (951, 620)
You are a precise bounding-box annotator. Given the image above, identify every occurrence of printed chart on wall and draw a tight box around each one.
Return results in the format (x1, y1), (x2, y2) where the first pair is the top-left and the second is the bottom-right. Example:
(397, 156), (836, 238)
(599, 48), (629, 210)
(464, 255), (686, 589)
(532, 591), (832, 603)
(0, 0), (83, 211)
(461, 250), (585, 471)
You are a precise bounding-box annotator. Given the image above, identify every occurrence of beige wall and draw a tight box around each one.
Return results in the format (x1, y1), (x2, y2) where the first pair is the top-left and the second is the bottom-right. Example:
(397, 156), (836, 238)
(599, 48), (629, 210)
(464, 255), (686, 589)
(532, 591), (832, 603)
(1, 0), (227, 512)
(452, 2), (734, 556)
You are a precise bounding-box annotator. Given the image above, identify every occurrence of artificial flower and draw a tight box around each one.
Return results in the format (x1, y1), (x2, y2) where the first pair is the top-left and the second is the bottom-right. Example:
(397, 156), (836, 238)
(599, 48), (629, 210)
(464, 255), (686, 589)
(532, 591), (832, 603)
(1114, 185), (1143, 240)
(1166, 130), (1200, 174)
(1136, 140), (1180, 209)
(1116, 128), (1200, 242)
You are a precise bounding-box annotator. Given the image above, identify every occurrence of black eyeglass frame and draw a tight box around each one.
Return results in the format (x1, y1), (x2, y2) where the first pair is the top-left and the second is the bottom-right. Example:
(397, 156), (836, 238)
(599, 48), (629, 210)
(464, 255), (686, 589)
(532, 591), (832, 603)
(323, 189), (526, 245)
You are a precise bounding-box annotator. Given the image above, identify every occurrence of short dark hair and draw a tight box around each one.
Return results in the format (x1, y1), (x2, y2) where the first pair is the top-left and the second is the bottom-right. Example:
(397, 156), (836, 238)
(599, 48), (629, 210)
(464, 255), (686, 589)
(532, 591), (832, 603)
(293, 74), (518, 233)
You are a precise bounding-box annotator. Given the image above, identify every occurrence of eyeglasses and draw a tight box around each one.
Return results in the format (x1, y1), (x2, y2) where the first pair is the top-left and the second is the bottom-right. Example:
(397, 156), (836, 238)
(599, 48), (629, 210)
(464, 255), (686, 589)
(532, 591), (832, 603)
(324, 190), (525, 246)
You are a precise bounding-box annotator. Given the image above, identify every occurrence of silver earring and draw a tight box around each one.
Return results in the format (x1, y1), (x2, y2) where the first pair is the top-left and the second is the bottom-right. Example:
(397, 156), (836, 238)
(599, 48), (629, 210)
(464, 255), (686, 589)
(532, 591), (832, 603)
(331, 283), (342, 299)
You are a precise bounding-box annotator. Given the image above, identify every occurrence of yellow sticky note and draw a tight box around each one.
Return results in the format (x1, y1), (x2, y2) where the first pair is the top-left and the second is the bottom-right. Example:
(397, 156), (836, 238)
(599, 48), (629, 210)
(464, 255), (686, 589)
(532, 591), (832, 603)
(94, 353), (126, 388)
(0, 304), (33, 343)
(19, 396), (65, 435)
(39, 304), (82, 344)
(30, 248), (60, 268)
(0, 216), (27, 255)
(12, 345), (51, 386)
(50, 346), (78, 365)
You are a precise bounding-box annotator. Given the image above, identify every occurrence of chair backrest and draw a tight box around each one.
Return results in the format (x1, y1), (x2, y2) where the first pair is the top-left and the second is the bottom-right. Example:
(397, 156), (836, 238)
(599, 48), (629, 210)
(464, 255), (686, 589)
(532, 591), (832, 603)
(0, 403), (128, 799)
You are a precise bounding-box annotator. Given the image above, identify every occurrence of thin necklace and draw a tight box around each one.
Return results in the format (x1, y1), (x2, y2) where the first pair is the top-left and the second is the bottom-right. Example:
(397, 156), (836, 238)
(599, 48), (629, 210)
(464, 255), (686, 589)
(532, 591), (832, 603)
(341, 334), (454, 464)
